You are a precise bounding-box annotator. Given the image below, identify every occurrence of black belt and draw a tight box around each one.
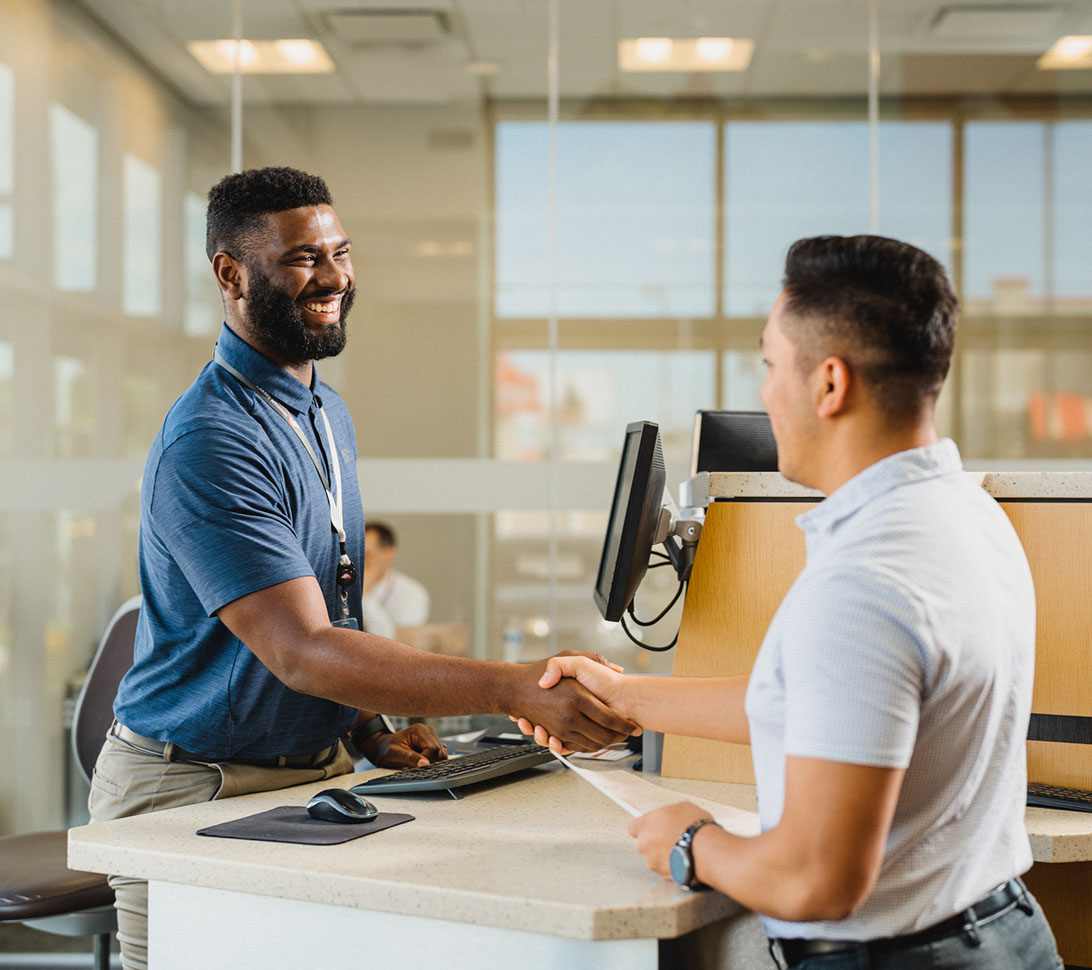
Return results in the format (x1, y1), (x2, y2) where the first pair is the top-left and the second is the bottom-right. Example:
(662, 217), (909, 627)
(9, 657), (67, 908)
(774, 878), (1033, 968)
(113, 722), (341, 770)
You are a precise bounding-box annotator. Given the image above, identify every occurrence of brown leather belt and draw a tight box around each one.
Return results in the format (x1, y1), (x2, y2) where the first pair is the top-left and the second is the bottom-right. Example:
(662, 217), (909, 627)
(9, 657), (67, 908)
(112, 722), (340, 769)
(774, 878), (1033, 968)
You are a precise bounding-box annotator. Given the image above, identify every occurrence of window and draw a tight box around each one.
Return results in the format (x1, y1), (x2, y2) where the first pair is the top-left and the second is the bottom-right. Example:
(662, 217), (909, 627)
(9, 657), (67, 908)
(964, 122), (1046, 309)
(123, 153), (162, 317)
(50, 103), (98, 291)
(495, 121), (717, 318)
(724, 121), (952, 316)
(1052, 122), (1092, 306)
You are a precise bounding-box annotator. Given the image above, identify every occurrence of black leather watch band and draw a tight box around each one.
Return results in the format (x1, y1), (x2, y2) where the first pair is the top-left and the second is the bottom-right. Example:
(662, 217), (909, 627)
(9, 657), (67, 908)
(669, 818), (720, 890)
(351, 714), (395, 749)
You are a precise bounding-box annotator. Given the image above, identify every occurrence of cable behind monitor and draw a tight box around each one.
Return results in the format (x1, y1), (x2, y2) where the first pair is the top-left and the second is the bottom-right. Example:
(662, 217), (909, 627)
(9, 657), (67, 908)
(620, 553), (686, 651)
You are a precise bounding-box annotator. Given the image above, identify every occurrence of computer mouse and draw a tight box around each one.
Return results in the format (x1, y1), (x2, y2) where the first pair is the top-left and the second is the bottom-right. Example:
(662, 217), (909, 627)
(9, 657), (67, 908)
(306, 788), (379, 824)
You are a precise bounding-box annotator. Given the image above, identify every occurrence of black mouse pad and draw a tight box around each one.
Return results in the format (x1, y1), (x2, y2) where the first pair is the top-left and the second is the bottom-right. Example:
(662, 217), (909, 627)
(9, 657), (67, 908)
(196, 806), (414, 845)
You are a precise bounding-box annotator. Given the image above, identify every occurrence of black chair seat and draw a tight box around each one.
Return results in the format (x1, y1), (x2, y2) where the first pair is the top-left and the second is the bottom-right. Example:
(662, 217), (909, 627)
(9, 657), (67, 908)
(0, 830), (113, 921)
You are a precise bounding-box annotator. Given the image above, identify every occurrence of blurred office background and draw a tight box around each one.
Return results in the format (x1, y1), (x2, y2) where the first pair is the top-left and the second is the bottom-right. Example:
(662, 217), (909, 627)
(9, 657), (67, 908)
(2, 0), (1092, 848)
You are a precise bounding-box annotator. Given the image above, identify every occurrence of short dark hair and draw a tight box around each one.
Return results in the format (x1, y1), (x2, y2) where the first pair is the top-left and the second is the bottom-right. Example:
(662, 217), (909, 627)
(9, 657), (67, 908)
(781, 235), (959, 425)
(365, 521), (396, 548)
(205, 166), (333, 262)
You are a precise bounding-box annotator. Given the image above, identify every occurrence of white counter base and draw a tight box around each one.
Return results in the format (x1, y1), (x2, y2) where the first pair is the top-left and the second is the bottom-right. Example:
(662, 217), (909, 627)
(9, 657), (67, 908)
(151, 882), (656, 970)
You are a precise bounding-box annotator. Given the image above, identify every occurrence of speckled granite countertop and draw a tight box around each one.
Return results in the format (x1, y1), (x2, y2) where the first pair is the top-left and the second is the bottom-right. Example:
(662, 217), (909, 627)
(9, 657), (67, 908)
(68, 763), (760, 941)
(705, 471), (1092, 500)
(67, 762), (1091, 940)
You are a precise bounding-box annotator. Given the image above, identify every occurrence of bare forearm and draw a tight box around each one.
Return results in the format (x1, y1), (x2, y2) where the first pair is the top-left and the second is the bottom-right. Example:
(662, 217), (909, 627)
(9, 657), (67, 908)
(690, 825), (848, 923)
(287, 624), (514, 717)
(620, 675), (750, 744)
(216, 577), (639, 752)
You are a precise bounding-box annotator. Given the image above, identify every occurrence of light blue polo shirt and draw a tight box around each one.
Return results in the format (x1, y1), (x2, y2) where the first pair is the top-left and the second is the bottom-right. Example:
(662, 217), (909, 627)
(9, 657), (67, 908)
(114, 325), (362, 760)
(746, 440), (1036, 940)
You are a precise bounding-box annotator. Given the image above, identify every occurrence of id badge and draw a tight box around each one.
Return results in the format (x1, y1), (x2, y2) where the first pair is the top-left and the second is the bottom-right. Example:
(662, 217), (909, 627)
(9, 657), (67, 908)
(332, 616), (359, 630)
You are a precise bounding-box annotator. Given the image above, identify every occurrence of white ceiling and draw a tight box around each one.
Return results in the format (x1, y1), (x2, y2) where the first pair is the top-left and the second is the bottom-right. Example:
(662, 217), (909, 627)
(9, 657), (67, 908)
(73, 0), (1092, 106)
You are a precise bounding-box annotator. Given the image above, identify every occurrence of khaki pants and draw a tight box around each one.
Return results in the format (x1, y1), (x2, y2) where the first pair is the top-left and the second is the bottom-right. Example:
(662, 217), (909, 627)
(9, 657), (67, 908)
(88, 725), (354, 970)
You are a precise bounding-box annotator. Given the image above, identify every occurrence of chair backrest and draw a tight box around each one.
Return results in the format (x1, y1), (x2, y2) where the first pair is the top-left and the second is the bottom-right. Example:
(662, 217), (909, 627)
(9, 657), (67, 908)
(71, 596), (142, 785)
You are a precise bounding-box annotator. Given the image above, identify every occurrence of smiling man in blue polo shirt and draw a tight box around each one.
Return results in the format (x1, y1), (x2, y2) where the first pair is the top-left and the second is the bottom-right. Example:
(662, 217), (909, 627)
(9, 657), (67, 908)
(90, 167), (636, 970)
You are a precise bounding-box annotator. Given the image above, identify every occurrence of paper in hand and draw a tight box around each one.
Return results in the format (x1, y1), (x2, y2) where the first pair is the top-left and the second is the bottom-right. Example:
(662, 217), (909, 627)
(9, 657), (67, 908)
(555, 754), (761, 838)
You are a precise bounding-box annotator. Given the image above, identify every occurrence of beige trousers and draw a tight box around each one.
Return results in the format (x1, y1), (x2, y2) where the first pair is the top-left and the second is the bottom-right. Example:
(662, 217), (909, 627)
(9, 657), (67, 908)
(87, 725), (354, 970)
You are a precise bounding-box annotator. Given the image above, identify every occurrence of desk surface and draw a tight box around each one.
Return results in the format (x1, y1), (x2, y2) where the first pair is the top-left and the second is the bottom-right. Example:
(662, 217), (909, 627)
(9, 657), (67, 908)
(68, 763), (756, 942)
(68, 761), (1092, 940)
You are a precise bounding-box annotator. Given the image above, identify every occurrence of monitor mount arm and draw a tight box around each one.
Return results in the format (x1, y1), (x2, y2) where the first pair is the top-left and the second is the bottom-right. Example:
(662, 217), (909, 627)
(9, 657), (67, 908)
(653, 489), (702, 584)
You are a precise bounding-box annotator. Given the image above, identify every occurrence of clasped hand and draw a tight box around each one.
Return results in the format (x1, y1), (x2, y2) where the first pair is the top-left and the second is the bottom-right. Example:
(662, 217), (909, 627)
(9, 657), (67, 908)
(512, 655), (708, 883)
(510, 653), (638, 753)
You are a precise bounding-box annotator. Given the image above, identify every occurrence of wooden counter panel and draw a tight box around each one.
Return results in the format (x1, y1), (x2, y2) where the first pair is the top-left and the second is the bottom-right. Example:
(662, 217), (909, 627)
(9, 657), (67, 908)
(664, 497), (1092, 789)
(661, 501), (810, 783)
(1023, 860), (1092, 967)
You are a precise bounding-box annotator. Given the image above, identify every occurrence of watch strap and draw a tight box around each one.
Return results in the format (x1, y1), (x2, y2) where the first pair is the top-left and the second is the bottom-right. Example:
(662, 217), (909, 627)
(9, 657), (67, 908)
(351, 714), (395, 749)
(674, 818), (720, 890)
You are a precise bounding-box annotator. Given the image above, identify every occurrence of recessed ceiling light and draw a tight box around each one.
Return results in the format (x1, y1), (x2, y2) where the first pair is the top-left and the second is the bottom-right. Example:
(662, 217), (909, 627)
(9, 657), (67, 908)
(1038, 35), (1092, 69)
(187, 39), (335, 75)
(619, 37), (754, 72)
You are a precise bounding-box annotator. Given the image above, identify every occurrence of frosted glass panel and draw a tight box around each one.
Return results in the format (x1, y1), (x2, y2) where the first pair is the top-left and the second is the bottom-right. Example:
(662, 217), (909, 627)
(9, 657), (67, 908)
(123, 153), (162, 317)
(50, 103), (98, 291)
(495, 122), (717, 318)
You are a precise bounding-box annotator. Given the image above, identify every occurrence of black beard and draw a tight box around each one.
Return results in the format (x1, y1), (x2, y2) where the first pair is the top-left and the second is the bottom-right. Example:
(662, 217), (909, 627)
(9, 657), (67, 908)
(244, 268), (355, 364)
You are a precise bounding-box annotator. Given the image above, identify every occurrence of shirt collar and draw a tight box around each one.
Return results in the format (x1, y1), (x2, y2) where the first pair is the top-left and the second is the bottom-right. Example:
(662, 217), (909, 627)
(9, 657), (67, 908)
(214, 323), (319, 414)
(797, 438), (963, 538)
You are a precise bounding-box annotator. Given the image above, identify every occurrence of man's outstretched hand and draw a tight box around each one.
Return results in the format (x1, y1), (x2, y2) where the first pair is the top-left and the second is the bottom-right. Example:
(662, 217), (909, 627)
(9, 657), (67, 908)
(510, 653), (639, 753)
(506, 652), (638, 753)
(359, 722), (448, 769)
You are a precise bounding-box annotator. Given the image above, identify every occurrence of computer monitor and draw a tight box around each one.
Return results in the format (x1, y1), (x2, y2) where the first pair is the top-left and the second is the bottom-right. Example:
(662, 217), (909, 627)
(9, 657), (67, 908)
(594, 421), (667, 623)
(690, 410), (778, 475)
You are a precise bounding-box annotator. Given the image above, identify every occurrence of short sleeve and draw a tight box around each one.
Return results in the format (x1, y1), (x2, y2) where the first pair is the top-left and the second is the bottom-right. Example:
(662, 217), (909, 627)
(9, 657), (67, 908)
(781, 566), (927, 769)
(148, 426), (316, 616)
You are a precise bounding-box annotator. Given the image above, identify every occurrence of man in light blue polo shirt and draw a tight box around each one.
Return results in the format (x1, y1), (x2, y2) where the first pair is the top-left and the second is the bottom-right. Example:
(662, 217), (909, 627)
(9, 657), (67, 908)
(90, 167), (636, 970)
(521, 236), (1063, 969)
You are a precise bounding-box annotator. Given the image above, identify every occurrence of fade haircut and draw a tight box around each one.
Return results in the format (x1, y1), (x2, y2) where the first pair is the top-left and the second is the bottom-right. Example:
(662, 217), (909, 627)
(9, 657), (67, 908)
(365, 521), (396, 549)
(205, 166), (333, 263)
(781, 235), (959, 426)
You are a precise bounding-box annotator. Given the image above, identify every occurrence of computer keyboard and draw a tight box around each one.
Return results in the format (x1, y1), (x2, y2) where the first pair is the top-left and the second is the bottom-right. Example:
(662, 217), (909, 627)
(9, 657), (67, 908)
(350, 743), (555, 795)
(1027, 782), (1092, 813)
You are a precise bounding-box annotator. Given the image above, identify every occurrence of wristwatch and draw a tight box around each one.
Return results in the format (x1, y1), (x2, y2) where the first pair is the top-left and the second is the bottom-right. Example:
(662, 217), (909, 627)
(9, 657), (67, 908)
(350, 714), (395, 750)
(669, 819), (719, 890)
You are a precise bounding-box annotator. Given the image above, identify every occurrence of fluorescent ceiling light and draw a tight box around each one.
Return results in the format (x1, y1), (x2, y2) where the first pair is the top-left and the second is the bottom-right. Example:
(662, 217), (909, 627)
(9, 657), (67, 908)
(1037, 35), (1092, 69)
(619, 37), (754, 72)
(188, 39), (335, 75)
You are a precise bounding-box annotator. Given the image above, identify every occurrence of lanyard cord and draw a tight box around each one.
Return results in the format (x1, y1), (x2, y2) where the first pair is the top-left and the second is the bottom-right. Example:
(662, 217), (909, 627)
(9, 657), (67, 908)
(214, 352), (356, 612)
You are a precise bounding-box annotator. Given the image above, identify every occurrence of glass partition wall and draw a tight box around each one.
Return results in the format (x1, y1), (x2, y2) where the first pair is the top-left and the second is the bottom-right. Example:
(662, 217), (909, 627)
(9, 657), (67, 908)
(2, 0), (1092, 844)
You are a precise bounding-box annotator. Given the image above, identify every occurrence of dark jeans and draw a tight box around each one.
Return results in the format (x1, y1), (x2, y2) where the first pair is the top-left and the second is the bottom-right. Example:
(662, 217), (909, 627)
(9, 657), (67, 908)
(770, 890), (1064, 970)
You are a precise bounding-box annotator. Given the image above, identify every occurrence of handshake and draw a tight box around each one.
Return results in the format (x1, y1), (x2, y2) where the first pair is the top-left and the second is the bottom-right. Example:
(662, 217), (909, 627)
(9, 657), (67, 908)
(508, 652), (640, 754)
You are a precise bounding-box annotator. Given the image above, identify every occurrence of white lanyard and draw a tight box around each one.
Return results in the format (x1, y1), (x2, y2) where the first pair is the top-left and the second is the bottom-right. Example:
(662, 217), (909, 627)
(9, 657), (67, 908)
(215, 351), (357, 617)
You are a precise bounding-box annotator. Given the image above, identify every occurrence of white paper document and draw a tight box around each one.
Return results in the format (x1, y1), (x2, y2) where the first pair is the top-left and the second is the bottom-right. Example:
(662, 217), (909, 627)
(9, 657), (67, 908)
(555, 754), (762, 838)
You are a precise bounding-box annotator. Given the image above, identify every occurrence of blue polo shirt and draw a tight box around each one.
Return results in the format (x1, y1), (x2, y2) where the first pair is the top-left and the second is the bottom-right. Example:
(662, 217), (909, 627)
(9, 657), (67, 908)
(114, 325), (362, 760)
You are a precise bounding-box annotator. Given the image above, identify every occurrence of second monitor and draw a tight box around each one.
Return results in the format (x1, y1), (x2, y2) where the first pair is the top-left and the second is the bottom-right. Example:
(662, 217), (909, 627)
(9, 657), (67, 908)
(690, 410), (778, 475)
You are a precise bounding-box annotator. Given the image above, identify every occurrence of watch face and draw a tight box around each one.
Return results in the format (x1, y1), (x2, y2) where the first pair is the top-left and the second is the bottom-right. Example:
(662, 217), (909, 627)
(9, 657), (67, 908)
(669, 843), (691, 886)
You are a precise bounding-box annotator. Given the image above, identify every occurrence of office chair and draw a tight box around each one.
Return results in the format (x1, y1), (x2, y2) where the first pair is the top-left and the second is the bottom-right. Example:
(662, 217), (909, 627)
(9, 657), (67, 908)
(0, 595), (141, 970)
